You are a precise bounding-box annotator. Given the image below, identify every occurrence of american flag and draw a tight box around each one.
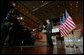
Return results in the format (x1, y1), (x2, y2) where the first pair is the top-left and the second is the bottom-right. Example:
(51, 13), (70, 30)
(60, 10), (76, 37)
(60, 14), (71, 37)
(65, 10), (76, 33)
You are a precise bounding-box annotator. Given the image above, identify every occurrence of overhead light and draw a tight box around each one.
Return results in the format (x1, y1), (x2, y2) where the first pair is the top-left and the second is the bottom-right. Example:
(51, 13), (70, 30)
(20, 17), (23, 20)
(17, 17), (23, 20)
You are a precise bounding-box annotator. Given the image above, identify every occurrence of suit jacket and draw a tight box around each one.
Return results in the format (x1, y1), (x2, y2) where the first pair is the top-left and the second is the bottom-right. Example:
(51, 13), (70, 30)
(46, 22), (52, 34)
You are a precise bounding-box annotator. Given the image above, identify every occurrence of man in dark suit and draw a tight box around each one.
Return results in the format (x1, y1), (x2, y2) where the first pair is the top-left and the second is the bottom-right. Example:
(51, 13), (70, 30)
(46, 19), (53, 47)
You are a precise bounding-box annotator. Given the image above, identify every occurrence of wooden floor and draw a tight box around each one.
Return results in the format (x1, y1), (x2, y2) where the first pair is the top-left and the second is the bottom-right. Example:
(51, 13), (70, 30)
(1, 45), (83, 54)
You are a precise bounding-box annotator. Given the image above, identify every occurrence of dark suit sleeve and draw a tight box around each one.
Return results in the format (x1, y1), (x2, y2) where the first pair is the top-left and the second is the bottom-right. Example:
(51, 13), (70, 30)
(50, 23), (52, 33)
(46, 22), (52, 33)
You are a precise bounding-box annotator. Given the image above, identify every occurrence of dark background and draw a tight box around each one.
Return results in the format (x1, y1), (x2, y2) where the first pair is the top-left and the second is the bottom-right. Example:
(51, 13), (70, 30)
(1, 0), (12, 23)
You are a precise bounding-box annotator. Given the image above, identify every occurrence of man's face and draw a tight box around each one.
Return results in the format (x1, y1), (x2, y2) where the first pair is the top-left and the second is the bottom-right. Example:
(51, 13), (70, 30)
(46, 20), (49, 24)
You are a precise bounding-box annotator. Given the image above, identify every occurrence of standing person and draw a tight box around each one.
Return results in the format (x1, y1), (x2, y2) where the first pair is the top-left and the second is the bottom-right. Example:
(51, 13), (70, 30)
(46, 19), (53, 47)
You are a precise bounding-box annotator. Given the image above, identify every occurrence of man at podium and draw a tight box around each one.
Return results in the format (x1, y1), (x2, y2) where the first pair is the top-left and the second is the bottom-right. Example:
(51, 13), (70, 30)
(46, 19), (53, 47)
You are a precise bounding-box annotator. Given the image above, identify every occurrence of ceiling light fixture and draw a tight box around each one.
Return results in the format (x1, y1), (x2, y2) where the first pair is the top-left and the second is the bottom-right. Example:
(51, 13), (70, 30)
(20, 17), (23, 20)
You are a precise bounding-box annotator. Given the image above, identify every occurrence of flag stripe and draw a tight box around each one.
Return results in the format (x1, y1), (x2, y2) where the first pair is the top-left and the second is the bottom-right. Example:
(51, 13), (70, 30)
(60, 23), (70, 37)
(66, 20), (75, 28)
(67, 17), (76, 26)
(67, 19), (75, 27)
(62, 28), (69, 37)
(65, 22), (73, 30)
(61, 27), (66, 36)
(63, 23), (70, 32)
(61, 23), (70, 37)
(60, 31), (63, 36)
(60, 26), (64, 36)
(62, 25), (69, 37)
(66, 21), (74, 28)
(68, 16), (73, 21)
(63, 24), (69, 33)
(64, 22), (71, 30)
(67, 18), (76, 27)
(61, 29), (63, 36)
(65, 20), (76, 33)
